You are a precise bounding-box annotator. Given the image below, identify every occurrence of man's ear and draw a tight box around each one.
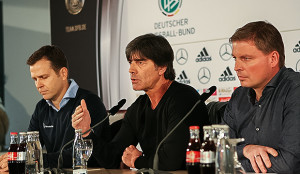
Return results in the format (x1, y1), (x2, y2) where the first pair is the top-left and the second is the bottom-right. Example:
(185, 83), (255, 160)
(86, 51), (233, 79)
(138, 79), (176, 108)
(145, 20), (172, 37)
(158, 66), (167, 76)
(269, 51), (279, 68)
(60, 67), (68, 80)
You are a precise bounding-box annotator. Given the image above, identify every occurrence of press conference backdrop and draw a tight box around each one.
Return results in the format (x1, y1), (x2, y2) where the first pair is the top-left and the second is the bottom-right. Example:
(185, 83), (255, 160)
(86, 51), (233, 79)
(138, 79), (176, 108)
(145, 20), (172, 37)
(51, 0), (300, 109)
(105, 0), (300, 109)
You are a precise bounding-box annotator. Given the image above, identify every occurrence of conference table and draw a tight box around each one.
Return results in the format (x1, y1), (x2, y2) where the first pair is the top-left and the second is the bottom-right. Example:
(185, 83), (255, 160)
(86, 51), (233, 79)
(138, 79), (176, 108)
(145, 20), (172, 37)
(0, 168), (188, 174)
(63, 168), (188, 174)
(0, 167), (275, 174)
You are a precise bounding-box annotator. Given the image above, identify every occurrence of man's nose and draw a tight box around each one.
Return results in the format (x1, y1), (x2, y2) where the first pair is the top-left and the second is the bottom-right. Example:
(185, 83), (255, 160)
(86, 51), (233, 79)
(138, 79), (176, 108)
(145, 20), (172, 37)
(129, 63), (137, 74)
(234, 59), (242, 72)
(35, 79), (43, 89)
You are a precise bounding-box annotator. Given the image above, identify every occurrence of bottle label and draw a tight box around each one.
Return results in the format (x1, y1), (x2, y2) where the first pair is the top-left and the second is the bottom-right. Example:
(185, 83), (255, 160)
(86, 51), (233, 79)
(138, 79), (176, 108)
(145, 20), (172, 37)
(17, 151), (26, 161)
(200, 151), (215, 163)
(8, 152), (17, 161)
(73, 169), (87, 174)
(186, 151), (200, 163)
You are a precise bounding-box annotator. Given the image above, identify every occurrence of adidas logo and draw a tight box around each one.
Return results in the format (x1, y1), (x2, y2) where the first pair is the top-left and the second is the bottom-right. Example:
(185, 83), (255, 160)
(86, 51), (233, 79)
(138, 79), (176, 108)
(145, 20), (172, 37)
(195, 47), (212, 62)
(219, 67), (236, 82)
(176, 70), (190, 84)
(293, 41), (300, 53)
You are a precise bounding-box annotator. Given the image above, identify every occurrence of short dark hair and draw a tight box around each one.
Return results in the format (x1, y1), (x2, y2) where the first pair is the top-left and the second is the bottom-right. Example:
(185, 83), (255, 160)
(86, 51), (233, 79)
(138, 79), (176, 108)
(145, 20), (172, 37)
(125, 33), (176, 80)
(230, 21), (285, 68)
(27, 45), (68, 73)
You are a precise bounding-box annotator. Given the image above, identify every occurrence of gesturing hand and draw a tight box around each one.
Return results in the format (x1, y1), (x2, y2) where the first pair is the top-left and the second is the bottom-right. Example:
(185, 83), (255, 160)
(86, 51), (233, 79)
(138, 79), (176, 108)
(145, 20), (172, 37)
(122, 145), (142, 168)
(243, 144), (278, 173)
(72, 99), (91, 137)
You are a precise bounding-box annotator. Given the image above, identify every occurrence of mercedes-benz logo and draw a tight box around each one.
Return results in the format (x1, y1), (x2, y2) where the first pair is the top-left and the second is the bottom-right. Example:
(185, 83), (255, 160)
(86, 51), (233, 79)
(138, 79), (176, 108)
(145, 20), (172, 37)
(198, 67), (211, 84)
(65, 0), (85, 15)
(219, 43), (232, 61)
(176, 48), (188, 65)
(296, 59), (300, 72)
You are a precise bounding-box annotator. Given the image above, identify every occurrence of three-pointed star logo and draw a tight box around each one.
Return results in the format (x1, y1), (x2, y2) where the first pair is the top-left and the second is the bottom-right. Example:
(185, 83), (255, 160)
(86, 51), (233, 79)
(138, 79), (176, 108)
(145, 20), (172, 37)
(176, 48), (188, 65)
(198, 67), (211, 84)
(219, 43), (232, 61)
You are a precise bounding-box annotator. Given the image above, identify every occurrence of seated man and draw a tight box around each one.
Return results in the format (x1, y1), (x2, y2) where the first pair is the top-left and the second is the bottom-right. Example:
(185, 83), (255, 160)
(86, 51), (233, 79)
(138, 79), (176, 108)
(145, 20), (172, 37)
(222, 21), (300, 173)
(0, 45), (110, 171)
(72, 34), (210, 170)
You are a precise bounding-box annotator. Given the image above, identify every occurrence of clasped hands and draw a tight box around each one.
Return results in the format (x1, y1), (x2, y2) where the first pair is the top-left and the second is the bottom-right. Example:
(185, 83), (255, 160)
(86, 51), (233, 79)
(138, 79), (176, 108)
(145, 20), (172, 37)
(243, 144), (278, 173)
(122, 145), (142, 168)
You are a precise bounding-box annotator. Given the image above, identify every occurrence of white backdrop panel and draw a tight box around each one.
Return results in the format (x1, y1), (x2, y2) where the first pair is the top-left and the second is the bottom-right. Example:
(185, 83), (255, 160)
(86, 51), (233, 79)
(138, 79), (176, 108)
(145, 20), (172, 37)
(103, 0), (300, 108)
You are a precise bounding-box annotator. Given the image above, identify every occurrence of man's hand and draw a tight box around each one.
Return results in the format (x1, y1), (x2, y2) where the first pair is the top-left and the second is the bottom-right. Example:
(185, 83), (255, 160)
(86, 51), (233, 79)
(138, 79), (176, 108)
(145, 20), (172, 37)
(243, 144), (278, 173)
(72, 99), (91, 137)
(122, 145), (142, 168)
(0, 153), (8, 172)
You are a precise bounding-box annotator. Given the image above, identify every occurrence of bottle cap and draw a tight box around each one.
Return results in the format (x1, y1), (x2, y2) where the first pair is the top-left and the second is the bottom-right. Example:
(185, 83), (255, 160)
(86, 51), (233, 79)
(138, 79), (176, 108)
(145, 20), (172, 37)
(203, 125), (212, 130)
(189, 126), (199, 130)
(19, 132), (27, 135)
(10, 132), (18, 135)
(33, 131), (40, 135)
(75, 129), (82, 132)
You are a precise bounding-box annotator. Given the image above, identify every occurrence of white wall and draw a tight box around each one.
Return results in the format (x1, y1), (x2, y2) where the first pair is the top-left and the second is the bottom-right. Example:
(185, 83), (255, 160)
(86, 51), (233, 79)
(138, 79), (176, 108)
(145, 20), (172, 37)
(2, 0), (50, 147)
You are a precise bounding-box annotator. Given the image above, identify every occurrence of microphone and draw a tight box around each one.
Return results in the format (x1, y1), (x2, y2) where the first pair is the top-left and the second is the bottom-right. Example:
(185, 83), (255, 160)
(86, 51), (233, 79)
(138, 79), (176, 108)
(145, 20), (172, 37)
(108, 99), (127, 115)
(151, 86), (216, 171)
(198, 86), (216, 102)
(56, 99), (126, 173)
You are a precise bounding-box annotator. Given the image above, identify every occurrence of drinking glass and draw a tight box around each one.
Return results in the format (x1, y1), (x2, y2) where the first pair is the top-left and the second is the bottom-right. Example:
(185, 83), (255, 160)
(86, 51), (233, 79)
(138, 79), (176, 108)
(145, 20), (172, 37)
(82, 139), (93, 166)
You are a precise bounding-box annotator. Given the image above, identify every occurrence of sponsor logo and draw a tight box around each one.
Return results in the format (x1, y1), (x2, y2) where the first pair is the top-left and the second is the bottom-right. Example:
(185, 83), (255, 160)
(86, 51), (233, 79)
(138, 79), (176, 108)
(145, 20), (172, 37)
(43, 123), (54, 129)
(195, 47), (212, 62)
(176, 70), (190, 84)
(219, 43), (232, 61)
(176, 48), (188, 65)
(65, 0), (85, 15)
(296, 59), (300, 72)
(219, 97), (231, 102)
(218, 87), (233, 95)
(198, 67), (211, 84)
(293, 41), (300, 53)
(219, 67), (236, 82)
(158, 0), (182, 17)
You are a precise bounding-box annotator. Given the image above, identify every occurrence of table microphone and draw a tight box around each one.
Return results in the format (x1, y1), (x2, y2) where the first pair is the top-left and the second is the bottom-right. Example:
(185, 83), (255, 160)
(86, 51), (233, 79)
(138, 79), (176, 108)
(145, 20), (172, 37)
(152, 86), (216, 171)
(55, 99), (126, 173)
